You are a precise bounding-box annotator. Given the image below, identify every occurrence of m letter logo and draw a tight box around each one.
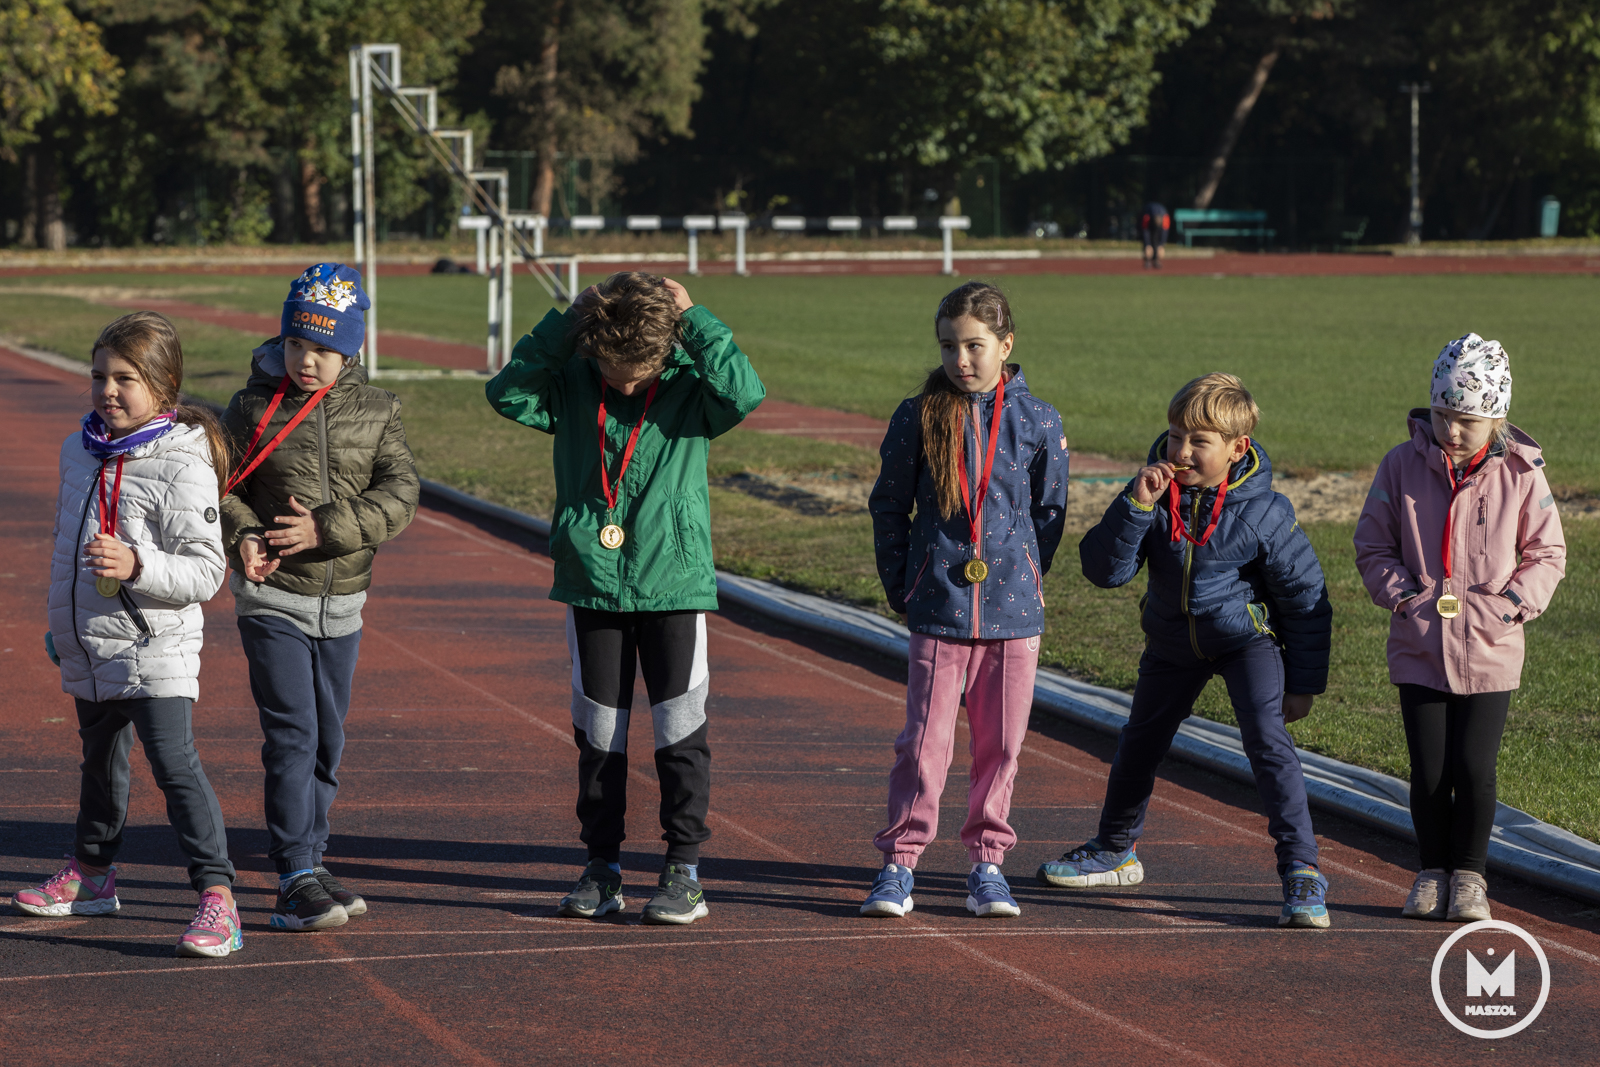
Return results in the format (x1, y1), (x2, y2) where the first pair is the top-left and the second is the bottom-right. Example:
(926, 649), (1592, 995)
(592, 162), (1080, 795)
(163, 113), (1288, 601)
(1467, 951), (1515, 998)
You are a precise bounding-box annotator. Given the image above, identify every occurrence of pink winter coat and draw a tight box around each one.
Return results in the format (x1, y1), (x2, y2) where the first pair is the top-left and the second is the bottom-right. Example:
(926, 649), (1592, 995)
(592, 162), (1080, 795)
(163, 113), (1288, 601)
(1354, 410), (1566, 694)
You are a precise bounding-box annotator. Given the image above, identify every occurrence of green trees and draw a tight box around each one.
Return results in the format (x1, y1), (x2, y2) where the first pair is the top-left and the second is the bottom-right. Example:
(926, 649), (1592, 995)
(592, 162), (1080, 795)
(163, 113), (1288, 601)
(1, 0), (122, 249)
(8, 0), (1600, 245)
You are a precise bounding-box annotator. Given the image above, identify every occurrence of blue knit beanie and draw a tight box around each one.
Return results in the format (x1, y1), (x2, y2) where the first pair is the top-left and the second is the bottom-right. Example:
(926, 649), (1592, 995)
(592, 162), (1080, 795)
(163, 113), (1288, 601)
(281, 263), (370, 358)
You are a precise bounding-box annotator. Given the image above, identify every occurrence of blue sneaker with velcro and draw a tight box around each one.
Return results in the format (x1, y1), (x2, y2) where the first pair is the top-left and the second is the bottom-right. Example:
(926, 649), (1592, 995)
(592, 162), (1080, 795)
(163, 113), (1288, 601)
(966, 864), (1021, 917)
(1279, 863), (1330, 928)
(860, 863), (914, 917)
(1036, 839), (1144, 888)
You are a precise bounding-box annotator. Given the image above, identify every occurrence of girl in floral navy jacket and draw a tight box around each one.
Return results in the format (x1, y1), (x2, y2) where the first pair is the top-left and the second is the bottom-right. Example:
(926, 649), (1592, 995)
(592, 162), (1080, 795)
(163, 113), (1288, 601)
(860, 282), (1069, 919)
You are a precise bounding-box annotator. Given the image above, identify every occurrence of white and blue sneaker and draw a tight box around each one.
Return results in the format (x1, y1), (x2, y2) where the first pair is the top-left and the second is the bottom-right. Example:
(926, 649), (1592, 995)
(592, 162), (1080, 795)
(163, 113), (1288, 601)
(1279, 864), (1331, 929)
(860, 864), (914, 917)
(966, 864), (1021, 918)
(1036, 839), (1144, 888)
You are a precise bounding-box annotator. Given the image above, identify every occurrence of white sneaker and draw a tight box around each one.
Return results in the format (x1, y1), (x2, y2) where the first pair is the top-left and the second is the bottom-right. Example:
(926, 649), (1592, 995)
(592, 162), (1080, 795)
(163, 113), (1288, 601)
(1401, 868), (1448, 920)
(1447, 870), (1492, 922)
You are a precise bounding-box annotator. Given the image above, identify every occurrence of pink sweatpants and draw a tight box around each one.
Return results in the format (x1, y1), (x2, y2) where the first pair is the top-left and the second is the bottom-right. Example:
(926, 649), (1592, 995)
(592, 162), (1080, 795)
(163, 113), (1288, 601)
(874, 633), (1040, 867)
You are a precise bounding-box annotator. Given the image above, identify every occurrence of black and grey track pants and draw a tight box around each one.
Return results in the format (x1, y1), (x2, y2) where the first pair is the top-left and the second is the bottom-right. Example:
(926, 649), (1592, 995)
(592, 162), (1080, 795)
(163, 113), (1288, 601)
(566, 607), (711, 865)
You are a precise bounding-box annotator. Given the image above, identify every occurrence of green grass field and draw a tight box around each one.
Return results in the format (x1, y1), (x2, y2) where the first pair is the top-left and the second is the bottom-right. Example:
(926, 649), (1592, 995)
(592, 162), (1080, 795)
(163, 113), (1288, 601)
(10, 270), (1599, 490)
(3, 271), (1596, 841)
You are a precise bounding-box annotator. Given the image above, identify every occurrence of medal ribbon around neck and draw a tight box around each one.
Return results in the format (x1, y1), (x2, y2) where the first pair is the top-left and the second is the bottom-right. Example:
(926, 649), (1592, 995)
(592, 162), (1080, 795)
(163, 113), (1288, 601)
(224, 375), (336, 496)
(955, 375), (1005, 580)
(597, 378), (661, 512)
(1167, 473), (1228, 546)
(1438, 441), (1491, 611)
(95, 455), (126, 596)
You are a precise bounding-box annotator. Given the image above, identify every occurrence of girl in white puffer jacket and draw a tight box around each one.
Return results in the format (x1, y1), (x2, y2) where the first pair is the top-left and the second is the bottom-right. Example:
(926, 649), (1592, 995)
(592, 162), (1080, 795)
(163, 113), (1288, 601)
(11, 312), (242, 959)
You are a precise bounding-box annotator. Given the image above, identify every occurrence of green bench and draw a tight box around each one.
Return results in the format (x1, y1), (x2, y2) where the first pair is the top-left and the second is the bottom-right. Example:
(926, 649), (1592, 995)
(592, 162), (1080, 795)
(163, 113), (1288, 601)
(1172, 209), (1276, 248)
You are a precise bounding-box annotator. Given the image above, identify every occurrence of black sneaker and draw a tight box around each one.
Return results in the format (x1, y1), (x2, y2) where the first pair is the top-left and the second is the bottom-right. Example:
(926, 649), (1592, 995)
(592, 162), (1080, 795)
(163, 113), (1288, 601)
(557, 860), (625, 919)
(640, 864), (708, 926)
(313, 865), (367, 917)
(270, 872), (349, 931)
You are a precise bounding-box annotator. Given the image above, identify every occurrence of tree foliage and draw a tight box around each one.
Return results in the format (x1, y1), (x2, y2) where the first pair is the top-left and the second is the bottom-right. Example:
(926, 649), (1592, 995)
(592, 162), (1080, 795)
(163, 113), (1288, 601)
(869, 0), (1214, 172)
(0, 0), (122, 162)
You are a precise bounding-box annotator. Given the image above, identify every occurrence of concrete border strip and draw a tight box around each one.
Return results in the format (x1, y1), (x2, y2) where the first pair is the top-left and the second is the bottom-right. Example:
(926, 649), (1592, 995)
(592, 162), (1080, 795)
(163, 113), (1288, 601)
(411, 477), (1600, 907)
(6, 340), (1592, 907)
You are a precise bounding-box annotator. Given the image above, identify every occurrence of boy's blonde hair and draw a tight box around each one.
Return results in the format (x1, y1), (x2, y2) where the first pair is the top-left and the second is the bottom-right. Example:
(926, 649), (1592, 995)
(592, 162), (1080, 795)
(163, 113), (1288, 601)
(1168, 372), (1260, 440)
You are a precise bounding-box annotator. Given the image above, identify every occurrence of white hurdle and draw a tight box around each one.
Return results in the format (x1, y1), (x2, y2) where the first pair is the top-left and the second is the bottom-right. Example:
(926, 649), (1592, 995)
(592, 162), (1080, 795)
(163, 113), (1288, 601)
(940, 215), (972, 275)
(719, 213), (749, 276)
(683, 215), (715, 275)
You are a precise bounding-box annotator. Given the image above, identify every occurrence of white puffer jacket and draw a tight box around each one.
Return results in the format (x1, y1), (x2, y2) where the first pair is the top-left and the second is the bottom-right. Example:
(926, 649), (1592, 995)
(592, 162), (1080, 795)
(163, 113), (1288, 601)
(48, 423), (227, 702)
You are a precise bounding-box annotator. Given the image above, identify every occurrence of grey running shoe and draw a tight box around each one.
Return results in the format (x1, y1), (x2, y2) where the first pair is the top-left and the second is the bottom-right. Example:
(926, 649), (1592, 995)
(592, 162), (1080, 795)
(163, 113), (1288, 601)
(640, 864), (708, 925)
(1448, 871), (1492, 922)
(270, 872), (349, 931)
(557, 860), (625, 919)
(313, 865), (367, 917)
(1402, 868), (1448, 920)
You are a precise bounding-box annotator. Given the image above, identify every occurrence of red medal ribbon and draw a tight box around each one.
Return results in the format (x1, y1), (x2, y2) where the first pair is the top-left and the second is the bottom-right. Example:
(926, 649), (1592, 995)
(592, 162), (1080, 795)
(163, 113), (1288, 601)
(596, 378), (661, 510)
(97, 454), (126, 537)
(224, 375), (336, 496)
(1168, 476), (1228, 546)
(955, 376), (1006, 552)
(1439, 441), (1491, 583)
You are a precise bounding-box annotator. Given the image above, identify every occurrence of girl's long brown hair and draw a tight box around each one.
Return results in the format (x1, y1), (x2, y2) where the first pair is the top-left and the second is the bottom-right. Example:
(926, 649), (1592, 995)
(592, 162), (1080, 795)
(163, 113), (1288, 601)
(93, 312), (232, 492)
(921, 282), (1015, 518)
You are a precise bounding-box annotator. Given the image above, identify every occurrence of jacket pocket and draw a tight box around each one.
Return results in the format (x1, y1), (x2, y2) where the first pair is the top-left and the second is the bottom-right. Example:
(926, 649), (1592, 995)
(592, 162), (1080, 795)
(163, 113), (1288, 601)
(1025, 547), (1045, 608)
(905, 548), (933, 603)
(672, 499), (703, 571)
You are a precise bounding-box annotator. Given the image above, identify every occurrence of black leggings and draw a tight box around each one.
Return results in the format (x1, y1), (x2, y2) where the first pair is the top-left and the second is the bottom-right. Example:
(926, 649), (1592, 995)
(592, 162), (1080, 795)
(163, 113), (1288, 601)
(1398, 684), (1511, 876)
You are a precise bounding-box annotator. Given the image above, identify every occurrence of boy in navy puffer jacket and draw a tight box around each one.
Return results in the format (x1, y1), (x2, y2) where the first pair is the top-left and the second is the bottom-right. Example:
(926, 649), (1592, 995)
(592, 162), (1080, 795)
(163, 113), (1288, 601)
(1037, 373), (1334, 929)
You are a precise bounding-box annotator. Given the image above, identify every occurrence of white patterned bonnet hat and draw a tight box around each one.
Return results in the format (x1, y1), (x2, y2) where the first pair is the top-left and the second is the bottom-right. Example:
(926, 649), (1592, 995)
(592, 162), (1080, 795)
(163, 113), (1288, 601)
(1431, 334), (1512, 418)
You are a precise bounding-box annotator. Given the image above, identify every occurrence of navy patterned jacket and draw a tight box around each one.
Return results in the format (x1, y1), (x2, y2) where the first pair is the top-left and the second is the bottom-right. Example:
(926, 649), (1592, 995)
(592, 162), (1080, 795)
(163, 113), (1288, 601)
(1079, 433), (1332, 694)
(870, 368), (1069, 640)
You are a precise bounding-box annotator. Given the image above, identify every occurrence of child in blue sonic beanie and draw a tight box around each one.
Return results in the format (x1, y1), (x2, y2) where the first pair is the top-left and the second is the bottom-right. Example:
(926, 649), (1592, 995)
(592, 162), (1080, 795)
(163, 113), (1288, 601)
(281, 263), (370, 359)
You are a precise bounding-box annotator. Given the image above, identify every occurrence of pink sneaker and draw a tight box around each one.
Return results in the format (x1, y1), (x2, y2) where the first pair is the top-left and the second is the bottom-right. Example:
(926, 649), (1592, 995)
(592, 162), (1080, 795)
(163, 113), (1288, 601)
(12, 857), (120, 917)
(176, 889), (244, 959)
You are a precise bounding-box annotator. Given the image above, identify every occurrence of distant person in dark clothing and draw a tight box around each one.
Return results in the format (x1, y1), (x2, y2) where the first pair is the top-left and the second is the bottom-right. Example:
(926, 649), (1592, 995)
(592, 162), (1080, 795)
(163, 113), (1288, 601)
(1141, 203), (1169, 270)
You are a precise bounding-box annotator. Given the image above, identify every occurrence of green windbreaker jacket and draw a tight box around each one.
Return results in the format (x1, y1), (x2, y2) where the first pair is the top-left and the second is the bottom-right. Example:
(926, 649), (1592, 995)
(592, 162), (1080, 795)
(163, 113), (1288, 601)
(485, 304), (766, 612)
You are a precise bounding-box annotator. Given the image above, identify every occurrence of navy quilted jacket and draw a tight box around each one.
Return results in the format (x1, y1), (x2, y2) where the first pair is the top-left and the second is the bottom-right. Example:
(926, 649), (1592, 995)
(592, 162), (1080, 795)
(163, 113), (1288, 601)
(870, 368), (1069, 640)
(1079, 433), (1332, 694)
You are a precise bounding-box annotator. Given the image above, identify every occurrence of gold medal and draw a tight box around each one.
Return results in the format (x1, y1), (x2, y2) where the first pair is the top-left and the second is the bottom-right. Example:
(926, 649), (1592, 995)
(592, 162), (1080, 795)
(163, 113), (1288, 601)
(96, 576), (122, 598)
(1436, 594), (1462, 619)
(964, 559), (989, 583)
(599, 524), (626, 550)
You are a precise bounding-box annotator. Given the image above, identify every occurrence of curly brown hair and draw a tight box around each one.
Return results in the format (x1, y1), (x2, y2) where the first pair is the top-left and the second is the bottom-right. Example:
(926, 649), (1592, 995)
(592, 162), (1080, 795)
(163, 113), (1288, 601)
(571, 271), (682, 369)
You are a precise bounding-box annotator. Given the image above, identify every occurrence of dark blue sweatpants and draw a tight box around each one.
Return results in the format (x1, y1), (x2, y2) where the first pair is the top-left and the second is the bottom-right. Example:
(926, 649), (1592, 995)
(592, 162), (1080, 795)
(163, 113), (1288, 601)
(237, 615), (362, 875)
(1096, 635), (1319, 875)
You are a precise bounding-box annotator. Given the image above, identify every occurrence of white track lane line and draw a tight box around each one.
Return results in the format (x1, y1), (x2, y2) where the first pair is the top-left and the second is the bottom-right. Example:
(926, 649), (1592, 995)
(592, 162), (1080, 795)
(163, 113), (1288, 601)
(0, 925), (1450, 984)
(399, 507), (1600, 972)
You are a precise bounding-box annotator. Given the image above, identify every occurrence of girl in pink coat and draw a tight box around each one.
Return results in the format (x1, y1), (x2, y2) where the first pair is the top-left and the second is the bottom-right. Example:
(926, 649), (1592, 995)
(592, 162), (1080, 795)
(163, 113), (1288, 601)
(1354, 334), (1566, 924)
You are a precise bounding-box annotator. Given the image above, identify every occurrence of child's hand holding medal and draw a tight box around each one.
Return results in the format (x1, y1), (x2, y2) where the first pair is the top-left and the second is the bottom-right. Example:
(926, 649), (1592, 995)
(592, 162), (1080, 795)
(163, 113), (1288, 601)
(1132, 461), (1184, 506)
(84, 533), (140, 595)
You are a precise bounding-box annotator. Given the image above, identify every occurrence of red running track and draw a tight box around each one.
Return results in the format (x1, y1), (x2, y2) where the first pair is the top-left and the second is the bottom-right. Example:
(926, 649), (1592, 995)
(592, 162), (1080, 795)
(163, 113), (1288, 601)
(2, 345), (1598, 1064)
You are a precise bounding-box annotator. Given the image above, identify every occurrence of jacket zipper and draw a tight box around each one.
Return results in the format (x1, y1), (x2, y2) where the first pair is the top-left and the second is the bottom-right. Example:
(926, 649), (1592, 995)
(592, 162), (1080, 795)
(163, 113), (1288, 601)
(69, 468), (98, 702)
(1181, 490), (1204, 659)
(970, 396), (982, 639)
(316, 401), (334, 608)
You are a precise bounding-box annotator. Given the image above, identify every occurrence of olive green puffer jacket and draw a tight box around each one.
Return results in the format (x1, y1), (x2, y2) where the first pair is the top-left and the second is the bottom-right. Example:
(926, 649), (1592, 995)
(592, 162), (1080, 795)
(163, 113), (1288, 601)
(220, 340), (420, 596)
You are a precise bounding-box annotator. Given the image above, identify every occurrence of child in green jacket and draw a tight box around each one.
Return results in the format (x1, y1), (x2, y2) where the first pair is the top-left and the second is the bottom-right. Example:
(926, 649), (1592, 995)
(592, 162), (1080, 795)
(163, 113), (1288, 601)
(486, 272), (765, 924)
